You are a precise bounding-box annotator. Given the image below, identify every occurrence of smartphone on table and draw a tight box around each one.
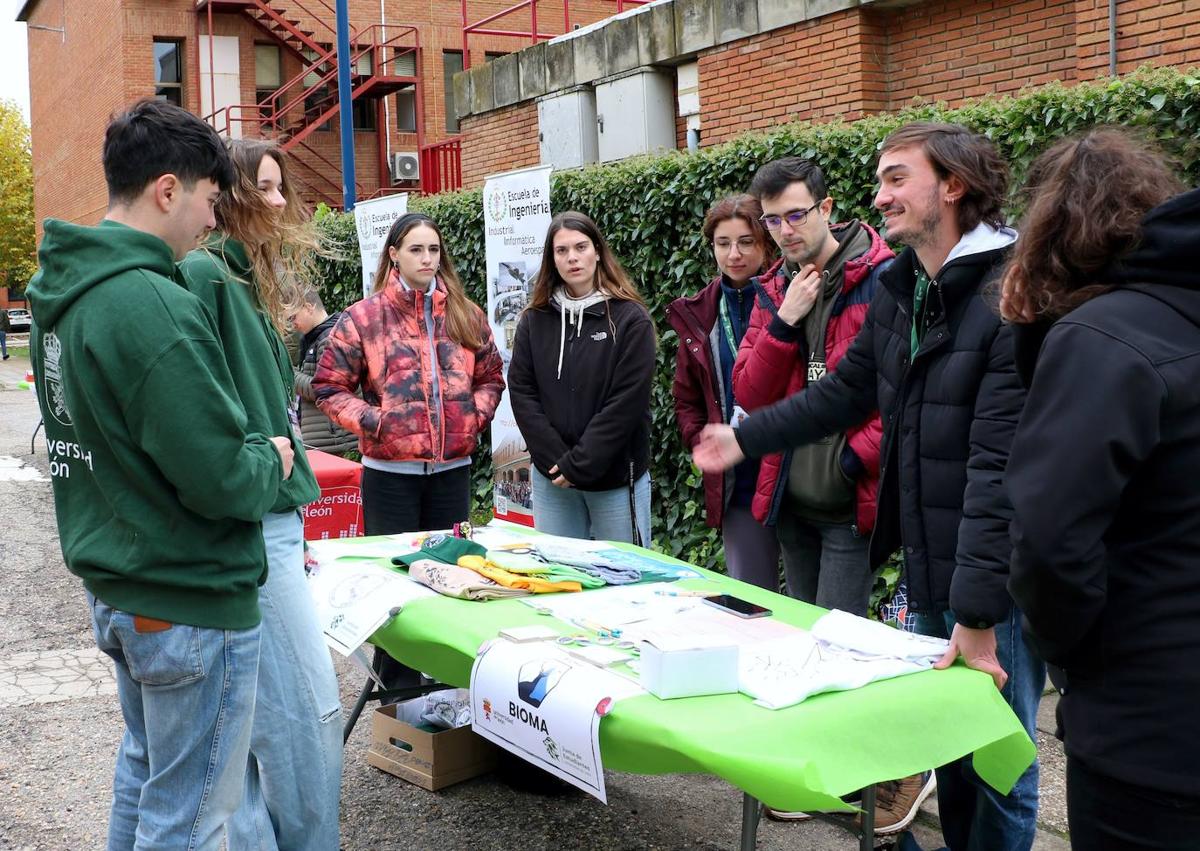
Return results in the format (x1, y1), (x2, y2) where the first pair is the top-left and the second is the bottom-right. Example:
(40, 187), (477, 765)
(702, 594), (772, 619)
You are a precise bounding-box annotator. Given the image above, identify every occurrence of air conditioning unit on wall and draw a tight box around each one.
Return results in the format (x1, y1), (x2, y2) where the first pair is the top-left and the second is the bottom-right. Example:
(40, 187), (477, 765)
(390, 151), (419, 183)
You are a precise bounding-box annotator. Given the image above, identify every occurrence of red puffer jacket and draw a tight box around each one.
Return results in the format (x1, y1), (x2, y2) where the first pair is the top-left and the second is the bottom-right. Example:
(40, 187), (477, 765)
(313, 276), (505, 463)
(732, 222), (891, 532)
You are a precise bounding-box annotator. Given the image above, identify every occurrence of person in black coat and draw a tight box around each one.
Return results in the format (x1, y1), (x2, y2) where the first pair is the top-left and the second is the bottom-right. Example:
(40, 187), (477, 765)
(694, 123), (1042, 850)
(507, 211), (656, 544)
(1002, 129), (1200, 849)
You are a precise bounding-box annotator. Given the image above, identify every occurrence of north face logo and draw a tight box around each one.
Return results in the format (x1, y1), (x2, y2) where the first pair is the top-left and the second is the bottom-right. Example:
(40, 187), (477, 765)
(591, 331), (608, 342)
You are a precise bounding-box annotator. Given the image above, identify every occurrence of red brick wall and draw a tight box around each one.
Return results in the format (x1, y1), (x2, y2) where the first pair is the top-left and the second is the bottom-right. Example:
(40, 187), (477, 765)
(24, 0), (627, 226)
(459, 100), (540, 187)
(26, 1), (125, 231)
(882, 0), (1077, 105)
(698, 8), (888, 147)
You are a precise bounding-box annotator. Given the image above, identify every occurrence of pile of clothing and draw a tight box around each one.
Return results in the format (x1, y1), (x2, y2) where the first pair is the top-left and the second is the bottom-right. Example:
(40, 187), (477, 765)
(394, 536), (603, 601)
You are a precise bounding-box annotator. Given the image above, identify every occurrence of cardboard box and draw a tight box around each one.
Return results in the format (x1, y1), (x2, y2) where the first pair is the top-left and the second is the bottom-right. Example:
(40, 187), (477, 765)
(367, 704), (498, 791)
(640, 634), (739, 699)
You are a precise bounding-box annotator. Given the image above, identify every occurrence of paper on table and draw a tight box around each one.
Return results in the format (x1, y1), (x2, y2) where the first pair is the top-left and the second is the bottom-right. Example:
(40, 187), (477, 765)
(519, 583), (709, 630)
(306, 533), (433, 562)
(306, 560), (436, 655)
(469, 638), (642, 803)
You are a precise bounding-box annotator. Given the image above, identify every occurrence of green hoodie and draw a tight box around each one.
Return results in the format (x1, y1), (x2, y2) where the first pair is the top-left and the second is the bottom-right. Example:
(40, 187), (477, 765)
(179, 236), (318, 513)
(27, 220), (284, 629)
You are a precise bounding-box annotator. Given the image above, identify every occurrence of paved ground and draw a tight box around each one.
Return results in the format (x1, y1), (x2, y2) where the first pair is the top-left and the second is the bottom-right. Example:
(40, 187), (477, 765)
(0, 353), (1070, 850)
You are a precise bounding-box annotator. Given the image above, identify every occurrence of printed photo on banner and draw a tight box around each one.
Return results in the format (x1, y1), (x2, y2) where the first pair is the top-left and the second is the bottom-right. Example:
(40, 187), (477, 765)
(352, 192), (409, 298)
(483, 165), (552, 525)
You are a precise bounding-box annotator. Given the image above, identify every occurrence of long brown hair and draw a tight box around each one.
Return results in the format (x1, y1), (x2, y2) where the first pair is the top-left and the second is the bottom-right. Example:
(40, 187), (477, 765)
(702, 194), (774, 271)
(372, 213), (482, 349)
(880, 122), (1009, 235)
(214, 139), (318, 334)
(527, 212), (645, 311)
(1007, 128), (1183, 319)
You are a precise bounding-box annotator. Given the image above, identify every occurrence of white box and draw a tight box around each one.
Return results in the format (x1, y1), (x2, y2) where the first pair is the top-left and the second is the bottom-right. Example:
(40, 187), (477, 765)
(639, 635), (739, 699)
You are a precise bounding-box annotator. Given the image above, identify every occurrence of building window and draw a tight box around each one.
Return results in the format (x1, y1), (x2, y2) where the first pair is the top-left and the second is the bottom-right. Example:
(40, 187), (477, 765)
(395, 86), (417, 132)
(442, 50), (463, 133)
(392, 48), (417, 132)
(255, 43), (282, 106)
(352, 97), (376, 131)
(153, 40), (184, 106)
(485, 51), (507, 62)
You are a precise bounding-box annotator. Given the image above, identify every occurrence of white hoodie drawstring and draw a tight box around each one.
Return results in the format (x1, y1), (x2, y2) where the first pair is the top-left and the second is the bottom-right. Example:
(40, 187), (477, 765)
(552, 287), (609, 380)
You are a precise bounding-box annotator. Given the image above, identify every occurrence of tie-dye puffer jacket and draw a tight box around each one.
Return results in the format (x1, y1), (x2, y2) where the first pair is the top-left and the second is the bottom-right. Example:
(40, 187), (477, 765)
(312, 278), (505, 463)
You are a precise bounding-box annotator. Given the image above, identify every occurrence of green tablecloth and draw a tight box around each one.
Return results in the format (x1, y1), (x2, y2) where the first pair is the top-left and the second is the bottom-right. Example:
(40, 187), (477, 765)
(337, 532), (1035, 813)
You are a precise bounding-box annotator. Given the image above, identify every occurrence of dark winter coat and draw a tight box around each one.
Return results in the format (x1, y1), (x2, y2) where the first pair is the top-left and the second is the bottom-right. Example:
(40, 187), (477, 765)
(735, 225), (1024, 626)
(508, 296), (655, 491)
(1007, 187), (1200, 797)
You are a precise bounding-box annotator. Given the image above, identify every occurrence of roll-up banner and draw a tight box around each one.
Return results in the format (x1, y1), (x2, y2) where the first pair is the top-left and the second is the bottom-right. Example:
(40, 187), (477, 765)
(483, 165), (553, 525)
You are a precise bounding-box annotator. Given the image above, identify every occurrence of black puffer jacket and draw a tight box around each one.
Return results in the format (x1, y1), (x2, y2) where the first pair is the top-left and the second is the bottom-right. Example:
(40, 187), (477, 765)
(1008, 187), (1200, 796)
(737, 226), (1024, 626)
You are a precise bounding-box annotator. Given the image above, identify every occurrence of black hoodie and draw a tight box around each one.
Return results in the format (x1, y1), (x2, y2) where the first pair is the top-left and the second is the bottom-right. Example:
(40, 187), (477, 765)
(1006, 187), (1200, 796)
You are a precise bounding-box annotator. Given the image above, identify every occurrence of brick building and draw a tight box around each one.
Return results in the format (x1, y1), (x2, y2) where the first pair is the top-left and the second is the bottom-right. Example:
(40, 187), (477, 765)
(18, 0), (633, 228)
(451, 0), (1200, 187)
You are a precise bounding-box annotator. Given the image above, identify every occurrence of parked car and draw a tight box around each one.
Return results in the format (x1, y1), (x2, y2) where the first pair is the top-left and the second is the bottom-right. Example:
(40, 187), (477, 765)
(6, 309), (31, 331)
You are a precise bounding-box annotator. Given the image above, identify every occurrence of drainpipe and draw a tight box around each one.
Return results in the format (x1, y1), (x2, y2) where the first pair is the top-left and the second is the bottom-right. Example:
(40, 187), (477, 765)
(1108, 0), (1118, 77)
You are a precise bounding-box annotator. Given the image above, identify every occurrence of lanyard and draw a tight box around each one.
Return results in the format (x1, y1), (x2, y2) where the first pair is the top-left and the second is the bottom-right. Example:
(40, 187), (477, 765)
(717, 291), (740, 353)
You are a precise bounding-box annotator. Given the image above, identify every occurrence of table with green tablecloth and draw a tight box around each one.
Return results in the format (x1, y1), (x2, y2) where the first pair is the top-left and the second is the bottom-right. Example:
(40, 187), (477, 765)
(325, 528), (1035, 849)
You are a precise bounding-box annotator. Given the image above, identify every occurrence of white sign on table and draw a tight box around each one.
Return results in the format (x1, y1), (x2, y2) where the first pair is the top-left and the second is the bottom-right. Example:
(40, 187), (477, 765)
(306, 558), (434, 655)
(469, 638), (640, 803)
(352, 192), (409, 298)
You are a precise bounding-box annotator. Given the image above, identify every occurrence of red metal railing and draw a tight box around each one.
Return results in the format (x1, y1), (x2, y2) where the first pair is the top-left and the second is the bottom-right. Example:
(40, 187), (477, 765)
(419, 137), (463, 195)
(461, 0), (649, 68)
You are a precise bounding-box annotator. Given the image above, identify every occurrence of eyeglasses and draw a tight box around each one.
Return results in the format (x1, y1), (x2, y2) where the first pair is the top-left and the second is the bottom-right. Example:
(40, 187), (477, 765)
(760, 202), (821, 232)
(713, 237), (761, 252)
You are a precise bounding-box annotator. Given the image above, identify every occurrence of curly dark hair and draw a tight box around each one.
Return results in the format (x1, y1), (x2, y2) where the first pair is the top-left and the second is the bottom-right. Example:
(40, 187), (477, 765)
(880, 122), (1008, 235)
(1007, 127), (1183, 319)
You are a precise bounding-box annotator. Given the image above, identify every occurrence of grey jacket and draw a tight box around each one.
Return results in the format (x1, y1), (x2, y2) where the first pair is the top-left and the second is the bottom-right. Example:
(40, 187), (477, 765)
(295, 313), (358, 454)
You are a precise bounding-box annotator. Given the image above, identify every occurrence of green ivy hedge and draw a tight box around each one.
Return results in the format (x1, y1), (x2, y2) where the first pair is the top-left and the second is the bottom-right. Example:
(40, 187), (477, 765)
(310, 66), (1200, 572)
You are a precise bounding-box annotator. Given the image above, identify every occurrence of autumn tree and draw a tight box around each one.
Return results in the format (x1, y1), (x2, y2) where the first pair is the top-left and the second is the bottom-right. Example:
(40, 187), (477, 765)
(0, 100), (36, 295)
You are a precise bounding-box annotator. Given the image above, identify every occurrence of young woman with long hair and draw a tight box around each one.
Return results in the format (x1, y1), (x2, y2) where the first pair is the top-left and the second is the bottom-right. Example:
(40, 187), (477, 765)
(178, 139), (340, 851)
(1001, 128), (1200, 849)
(313, 212), (504, 689)
(508, 211), (656, 543)
(667, 194), (780, 583)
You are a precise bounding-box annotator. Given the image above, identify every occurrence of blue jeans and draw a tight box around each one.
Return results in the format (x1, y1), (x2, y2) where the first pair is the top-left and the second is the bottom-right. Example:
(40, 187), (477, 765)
(90, 593), (261, 851)
(777, 514), (873, 616)
(226, 512), (342, 851)
(914, 606), (1044, 851)
(531, 467), (651, 544)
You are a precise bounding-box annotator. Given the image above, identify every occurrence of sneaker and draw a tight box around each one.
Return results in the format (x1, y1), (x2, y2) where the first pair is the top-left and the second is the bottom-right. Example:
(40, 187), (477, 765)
(872, 771), (936, 835)
(764, 808), (813, 822)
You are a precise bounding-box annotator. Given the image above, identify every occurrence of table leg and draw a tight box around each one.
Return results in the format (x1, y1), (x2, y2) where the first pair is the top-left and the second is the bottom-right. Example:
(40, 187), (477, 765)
(343, 674), (375, 744)
(859, 783), (876, 851)
(739, 793), (761, 851)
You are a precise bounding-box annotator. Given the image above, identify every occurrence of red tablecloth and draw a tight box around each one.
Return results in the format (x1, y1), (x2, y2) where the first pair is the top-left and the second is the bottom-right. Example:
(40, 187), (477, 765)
(303, 449), (363, 541)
